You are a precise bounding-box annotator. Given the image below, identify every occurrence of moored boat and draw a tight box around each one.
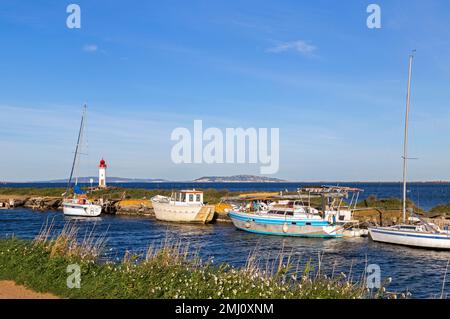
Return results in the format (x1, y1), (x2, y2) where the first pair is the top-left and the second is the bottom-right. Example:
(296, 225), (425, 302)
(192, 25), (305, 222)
(228, 210), (343, 238)
(225, 186), (369, 238)
(62, 105), (102, 217)
(63, 192), (102, 217)
(151, 190), (215, 224)
(368, 52), (450, 249)
(369, 222), (450, 249)
(226, 194), (343, 238)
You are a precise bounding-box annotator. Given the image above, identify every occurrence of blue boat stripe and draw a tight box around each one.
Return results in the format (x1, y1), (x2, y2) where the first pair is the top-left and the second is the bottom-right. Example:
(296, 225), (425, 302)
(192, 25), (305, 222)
(371, 229), (450, 240)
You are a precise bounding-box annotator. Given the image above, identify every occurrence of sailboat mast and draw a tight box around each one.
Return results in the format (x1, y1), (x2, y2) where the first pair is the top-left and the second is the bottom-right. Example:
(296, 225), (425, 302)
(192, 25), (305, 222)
(402, 53), (414, 223)
(66, 105), (87, 194)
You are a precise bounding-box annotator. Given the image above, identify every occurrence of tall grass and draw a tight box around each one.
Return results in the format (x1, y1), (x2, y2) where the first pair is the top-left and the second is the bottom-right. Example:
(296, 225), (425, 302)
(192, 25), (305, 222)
(35, 219), (108, 261)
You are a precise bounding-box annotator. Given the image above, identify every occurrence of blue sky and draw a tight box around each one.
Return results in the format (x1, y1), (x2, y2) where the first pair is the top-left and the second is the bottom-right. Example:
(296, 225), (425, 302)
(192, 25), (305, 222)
(1, 0), (450, 181)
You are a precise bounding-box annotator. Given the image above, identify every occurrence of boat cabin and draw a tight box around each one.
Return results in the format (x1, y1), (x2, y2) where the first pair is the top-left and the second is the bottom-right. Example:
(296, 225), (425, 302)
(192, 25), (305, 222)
(172, 190), (204, 205)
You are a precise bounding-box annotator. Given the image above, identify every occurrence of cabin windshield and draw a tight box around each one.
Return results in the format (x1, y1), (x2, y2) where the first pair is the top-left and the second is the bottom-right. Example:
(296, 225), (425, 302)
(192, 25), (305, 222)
(268, 210), (294, 216)
(175, 191), (203, 203)
(397, 225), (417, 230)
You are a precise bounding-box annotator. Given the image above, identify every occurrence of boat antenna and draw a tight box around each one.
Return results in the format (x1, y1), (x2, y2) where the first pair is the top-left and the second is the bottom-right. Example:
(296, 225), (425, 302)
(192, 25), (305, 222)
(66, 104), (87, 194)
(402, 51), (415, 223)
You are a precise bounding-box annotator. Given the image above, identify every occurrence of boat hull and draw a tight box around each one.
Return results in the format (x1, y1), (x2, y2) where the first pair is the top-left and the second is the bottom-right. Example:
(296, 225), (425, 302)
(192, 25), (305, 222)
(63, 203), (102, 217)
(152, 201), (215, 224)
(369, 227), (450, 250)
(228, 211), (342, 238)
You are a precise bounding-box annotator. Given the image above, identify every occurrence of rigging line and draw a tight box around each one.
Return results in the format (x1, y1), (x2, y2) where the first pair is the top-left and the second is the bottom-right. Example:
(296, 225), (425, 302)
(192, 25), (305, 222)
(75, 106), (86, 185)
(66, 105), (86, 194)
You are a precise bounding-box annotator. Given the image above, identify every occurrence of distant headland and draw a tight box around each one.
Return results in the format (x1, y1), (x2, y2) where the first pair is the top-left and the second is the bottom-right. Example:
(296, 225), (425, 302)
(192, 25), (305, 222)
(3, 175), (287, 184)
(193, 175), (286, 183)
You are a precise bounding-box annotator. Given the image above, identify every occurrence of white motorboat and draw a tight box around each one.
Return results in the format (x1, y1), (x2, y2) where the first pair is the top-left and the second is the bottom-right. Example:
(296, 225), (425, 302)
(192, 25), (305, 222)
(368, 52), (450, 249)
(151, 190), (215, 224)
(62, 105), (102, 217)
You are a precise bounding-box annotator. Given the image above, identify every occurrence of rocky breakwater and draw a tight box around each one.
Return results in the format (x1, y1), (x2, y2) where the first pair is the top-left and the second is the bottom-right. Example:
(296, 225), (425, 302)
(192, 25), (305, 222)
(0, 195), (62, 211)
(25, 197), (62, 210)
(114, 199), (154, 217)
(213, 203), (232, 222)
(352, 208), (405, 226)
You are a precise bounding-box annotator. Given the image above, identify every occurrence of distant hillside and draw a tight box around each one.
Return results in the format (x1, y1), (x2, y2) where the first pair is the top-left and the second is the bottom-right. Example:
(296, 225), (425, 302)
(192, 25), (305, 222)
(40, 177), (168, 183)
(194, 175), (286, 183)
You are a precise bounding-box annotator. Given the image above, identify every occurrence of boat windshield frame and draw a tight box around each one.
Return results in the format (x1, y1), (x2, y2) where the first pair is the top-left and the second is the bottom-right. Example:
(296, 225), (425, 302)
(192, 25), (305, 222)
(170, 190), (204, 204)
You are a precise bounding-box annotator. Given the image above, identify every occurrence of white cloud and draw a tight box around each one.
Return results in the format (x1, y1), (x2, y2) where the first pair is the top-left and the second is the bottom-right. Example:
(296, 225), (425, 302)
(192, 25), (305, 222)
(267, 40), (316, 56)
(83, 44), (98, 53)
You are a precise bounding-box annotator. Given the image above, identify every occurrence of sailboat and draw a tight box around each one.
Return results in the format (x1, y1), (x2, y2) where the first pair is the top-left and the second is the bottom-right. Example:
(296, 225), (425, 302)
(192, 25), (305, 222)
(62, 105), (102, 217)
(368, 52), (450, 249)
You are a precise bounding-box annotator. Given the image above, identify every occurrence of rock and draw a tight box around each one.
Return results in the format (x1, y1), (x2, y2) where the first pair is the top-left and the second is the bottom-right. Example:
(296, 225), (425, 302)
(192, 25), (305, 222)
(114, 199), (154, 216)
(24, 197), (62, 211)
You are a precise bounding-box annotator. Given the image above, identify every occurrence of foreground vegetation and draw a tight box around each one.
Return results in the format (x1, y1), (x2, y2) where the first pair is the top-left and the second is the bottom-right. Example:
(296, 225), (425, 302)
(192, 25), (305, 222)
(0, 224), (390, 299)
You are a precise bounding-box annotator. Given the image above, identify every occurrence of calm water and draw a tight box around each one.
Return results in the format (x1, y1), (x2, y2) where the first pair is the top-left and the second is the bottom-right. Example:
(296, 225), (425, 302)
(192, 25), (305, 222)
(2, 208), (450, 298)
(2, 182), (450, 210)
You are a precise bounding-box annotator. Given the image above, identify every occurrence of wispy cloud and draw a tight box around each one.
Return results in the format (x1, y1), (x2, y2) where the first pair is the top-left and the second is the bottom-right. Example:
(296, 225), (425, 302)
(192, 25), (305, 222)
(83, 44), (98, 53)
(266, 40), (316, 56)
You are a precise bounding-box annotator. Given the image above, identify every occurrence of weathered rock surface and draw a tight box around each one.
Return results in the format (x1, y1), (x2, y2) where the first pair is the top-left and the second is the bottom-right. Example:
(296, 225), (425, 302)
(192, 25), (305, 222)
(24, 197), (62, 210)
(114, 199), (154, 216)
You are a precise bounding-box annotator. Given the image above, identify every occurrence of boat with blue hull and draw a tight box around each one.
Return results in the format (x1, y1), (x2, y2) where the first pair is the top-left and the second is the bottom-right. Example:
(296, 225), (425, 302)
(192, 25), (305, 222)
(225, 186), (367, 238)
(228, 210), (343, 238)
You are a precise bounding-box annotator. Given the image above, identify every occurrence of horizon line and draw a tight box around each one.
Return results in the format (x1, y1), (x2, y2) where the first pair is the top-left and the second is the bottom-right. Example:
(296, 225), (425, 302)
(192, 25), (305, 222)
(2, 179), (450, 184)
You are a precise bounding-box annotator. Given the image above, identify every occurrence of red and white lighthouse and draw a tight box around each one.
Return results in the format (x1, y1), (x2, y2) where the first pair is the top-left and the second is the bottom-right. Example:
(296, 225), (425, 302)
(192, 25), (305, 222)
(98, 158), (107, 188)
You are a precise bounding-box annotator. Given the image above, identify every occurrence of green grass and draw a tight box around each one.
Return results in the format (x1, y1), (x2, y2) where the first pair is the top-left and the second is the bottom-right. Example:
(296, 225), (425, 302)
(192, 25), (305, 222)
(357, 195), (424, 213)
(0, 187), (66, 197)
(0, 224), (389, 299)
(429, 204), (450, 217)
(0, 187), (235, 204)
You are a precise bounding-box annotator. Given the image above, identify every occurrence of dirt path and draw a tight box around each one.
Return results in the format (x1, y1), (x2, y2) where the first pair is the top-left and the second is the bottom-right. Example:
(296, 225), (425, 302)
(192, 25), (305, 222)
(0, 281), (59, 299)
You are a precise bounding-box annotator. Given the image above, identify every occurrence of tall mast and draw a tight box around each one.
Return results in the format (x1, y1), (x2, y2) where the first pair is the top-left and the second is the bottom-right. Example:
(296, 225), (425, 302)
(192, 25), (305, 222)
(402, 52), (414, 223)
(66, 105), (87, 194)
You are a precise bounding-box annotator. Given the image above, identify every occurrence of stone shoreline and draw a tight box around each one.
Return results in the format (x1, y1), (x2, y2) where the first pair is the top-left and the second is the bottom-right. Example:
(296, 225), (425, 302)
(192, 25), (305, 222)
(1, 194), (449, 227)
(0, 195), (231, 222)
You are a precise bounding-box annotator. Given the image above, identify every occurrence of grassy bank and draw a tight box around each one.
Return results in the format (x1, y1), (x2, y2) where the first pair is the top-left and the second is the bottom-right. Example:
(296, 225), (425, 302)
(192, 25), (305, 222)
(357, 195), (424, 213)
(0, 187), (234, 204)
(0, 225), (386, 299)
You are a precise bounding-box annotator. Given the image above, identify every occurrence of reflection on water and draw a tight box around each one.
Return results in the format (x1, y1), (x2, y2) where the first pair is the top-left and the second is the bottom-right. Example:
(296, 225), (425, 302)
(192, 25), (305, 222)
(1, 208), (450, 298)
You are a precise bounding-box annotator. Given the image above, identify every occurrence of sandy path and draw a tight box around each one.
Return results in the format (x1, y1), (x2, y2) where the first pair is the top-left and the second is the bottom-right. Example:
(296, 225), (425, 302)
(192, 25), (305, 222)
(0, 281), (59, 299)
